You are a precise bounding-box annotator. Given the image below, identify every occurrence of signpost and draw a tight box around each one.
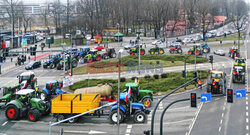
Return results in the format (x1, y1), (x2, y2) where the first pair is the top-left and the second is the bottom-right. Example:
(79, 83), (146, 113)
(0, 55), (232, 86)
(235, 89), (246, 99)
(200, 93), (212, 102)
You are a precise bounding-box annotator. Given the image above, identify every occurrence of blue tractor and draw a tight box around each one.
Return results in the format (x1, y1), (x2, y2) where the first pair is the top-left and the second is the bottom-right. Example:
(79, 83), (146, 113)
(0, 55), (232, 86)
(43, 53), (62, 69)
(201, 43), (210, 53)
(66, 47), (91, 60)
(109, 93), (150, 124)
(39, 81), (63, 101)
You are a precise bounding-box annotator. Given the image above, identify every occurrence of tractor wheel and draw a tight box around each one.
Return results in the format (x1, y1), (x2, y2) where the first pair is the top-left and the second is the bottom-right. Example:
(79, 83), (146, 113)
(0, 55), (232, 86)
(133, 111), (146, 123)
(140, 50), (145, 55)
(142, 97), (152, 108)
(150, 51), (155, 55)
(109, 110), (124, 124)
(188, 51), (192, 55)
(111, 53), (116, 58)
(72, 60), (78, 68)
(130, 52), (135, 55)
(203, 49), (209, 53)
(96, 55), (101, 61)
(87, 58), (93, 63)
(207, 85), (211, 93)
(40, 91), (48, 101)
(28, 109), (40, 122)
(195, 51), (199, 55)
(68, 116), (78, 123)
(57, 115), (65, 122)
(159, 49), (164, 55)
(49, 63), (56, 69)
(178, 49), (182, 53)
(103, 55), (108, 59)
(43, 102), (51, 115)
(5, 105), (20, 120)
(169, 50), (174, 54)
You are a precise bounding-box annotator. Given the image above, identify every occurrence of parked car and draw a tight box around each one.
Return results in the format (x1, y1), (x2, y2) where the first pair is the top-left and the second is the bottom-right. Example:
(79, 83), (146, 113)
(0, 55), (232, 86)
(94, 45), (104, 51)
(124, 44), (136, 50)
(168, 42), (182, 48)
(25, 61), (41, 70)
(214, 49), (226, 56)
(216, 31), (224, 37)
(183, 37), (193, 44)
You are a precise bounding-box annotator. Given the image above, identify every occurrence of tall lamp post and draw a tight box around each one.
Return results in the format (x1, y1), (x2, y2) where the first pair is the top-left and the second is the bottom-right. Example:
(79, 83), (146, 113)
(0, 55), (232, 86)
(117, 23), (120, 49)
(117, 49), (124, 135)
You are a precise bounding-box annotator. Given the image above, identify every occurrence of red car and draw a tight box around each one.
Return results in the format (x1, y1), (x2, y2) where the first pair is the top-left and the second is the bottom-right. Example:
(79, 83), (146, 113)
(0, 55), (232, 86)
(94, 45), (104, 51)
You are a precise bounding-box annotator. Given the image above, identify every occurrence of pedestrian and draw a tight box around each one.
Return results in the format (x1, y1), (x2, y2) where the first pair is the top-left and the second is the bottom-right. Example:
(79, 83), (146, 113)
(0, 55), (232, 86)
(11, 57), (13, 62)
(24, 55), (27, 61)
(28, 56), (30, 62)
(220, 39), (222, 46)
(198, 79), (202, 89)
(144, 43), (146, 48)
(130, 40), (132, 45)
(3, 57), (5, 63)
(234, 40), (236, 45)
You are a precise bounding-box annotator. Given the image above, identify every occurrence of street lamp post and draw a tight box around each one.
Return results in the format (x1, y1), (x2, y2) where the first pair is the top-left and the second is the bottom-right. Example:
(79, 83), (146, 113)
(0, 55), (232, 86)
(117, 49), (124, 135)
(117, 23), (120, 50)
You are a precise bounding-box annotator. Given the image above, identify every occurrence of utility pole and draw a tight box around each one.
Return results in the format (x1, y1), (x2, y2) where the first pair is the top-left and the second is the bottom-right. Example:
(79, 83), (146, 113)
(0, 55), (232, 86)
(11, 0), (14, 49)
(67, 0), (69, 33)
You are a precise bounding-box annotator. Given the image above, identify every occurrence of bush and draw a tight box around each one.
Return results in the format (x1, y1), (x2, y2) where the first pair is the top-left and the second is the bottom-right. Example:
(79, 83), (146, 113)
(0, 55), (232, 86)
(144, 75), (151, 79)
(153, 74), (159, 79)
(120, 77), (126, 82)
(161, 73), (167, 78)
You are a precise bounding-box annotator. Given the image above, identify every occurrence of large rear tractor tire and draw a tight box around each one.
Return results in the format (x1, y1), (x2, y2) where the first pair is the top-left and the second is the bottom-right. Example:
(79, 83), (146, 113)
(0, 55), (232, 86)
(109, 110), (124, 124)
(178, 49), (183, 53)
(5, 105), (20, 120)
(111, 53), (116, 58)
(140, 50), (145, 55)
(40, 91), (48, 101)
(150, 51), (155, 55)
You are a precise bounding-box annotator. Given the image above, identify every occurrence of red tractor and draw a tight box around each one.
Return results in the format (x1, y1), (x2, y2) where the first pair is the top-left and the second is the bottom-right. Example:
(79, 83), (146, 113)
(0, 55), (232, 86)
(169, 45), (182, 54)
(228, 46), (240, 59)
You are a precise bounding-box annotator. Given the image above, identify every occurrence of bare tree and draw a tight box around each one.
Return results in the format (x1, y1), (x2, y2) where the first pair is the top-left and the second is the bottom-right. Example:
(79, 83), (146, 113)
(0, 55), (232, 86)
(229, 0), (248, 51)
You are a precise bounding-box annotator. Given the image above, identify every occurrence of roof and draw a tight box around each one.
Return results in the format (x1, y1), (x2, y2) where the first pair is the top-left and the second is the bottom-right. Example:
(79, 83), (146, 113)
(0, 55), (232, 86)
(20, 71), (34, 76)
(211, 70), (223, 74)
(16, 89), (35, 95)
(125, 83), (139, 87)
(94, 34), (102, 39)
(114, 32), (124, 37)
(214, 16), (227, 22)
(46, 80), (57, 84)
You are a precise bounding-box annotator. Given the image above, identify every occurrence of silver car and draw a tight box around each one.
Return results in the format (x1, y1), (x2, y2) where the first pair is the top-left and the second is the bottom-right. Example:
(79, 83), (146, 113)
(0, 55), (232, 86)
(214, 49), (226, 56)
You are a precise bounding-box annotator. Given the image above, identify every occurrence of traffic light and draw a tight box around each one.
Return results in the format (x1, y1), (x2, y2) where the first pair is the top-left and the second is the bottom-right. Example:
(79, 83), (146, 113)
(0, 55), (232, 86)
(193, 72), (198, 82)
(30, 47), (36, 56)
(209, 55), (213, 63)
(190, 93), (197, 107)
(227, 89), (233, 103)
(182, 70), (186, 77)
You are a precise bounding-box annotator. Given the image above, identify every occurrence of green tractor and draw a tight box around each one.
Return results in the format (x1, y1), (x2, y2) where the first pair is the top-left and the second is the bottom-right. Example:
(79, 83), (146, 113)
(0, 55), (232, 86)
(0, 84), (21, 107)
(123, 82), (153, 108)
(57, 55), (78, 70)
(234, 58), (246, 71)
(5, 89), (50, 122)
(84, 50), (102, 63)
(148, 46), (164, 55)
(129, 45), (145, 55)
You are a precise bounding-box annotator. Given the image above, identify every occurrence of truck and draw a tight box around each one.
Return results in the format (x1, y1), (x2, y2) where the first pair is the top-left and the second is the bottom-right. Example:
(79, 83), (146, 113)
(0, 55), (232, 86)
(5, 89), (50, 122)
(51, 93), (101, 122)
(39, 81), (64, 101)
(207, 70), (227, 94)
(43, 53), (62, 69)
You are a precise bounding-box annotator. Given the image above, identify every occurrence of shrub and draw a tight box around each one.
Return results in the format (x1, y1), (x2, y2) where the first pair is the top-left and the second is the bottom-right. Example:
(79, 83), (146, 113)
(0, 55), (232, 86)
(120, 77), (126, 82)
(161, 73), (167, 78)
(153, 74), (159, 79)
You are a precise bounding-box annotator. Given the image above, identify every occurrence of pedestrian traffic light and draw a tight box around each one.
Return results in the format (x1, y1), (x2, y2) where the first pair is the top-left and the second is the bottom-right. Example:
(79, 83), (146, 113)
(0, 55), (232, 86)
(227, 89), (233, 103)
(190, 93), (197, 107)
(182, 70), (186, 77)
(193, 72), (198, 82)
(209, 55), (213, 63)
(30, 47), (37, 56)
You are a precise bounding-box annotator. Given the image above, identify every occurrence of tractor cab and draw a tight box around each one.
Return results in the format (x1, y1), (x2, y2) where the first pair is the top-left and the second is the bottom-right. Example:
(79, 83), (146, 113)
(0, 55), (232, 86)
(49, 53), (61, 59)
(80, 47), (90, 53)
(15, 89), (36, 102)
(234, 58), (245, 67)
(18, 72), (36, 89)
(40, 80), (63, 101)
(207, 70), (226, 94)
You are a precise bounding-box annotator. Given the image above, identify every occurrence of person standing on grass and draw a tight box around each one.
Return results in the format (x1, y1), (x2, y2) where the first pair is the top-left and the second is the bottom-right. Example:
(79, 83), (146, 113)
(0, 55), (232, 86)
(220, 39), (222, 46)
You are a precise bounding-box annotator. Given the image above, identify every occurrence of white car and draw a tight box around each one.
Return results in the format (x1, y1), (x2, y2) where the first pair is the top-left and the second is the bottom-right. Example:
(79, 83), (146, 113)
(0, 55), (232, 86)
(152, 40), (163, 45)
(214, 49), (226, 56)
(123, 44), (136, 50)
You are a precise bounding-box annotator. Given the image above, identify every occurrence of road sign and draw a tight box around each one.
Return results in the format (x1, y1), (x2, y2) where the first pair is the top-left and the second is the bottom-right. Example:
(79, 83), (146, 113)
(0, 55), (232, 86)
(63, 77), (73, 87)
(235, 89), (246, 99)
(22, 38), (27, 47)
(200, 93), (212, 102)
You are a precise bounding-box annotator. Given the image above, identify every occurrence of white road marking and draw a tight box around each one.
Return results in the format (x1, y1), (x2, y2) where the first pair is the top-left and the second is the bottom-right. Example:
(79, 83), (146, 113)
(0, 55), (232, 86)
(246, 118), (249, 123)
(125, 125), (132, 135)
(246, 112), (249, 117)
(247, 101), (249, 105)
(223, 106), (226, 111)
(187, 102), (203, 135)
(247, 125), (249, 131)
(220, 119), (223, 124)
(247, 97), (248, 100)
(1, 121), (8, 126)
(247, 106), (249, 110)
(219, 126), (221, 132)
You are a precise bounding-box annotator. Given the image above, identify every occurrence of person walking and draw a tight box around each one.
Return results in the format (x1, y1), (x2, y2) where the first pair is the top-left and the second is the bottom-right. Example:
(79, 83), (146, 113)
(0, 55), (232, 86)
(11, 57), (13, 62)
(220, 39), (222, 47)
(198, 79), (202, 89)
(28, 56), (30, 62)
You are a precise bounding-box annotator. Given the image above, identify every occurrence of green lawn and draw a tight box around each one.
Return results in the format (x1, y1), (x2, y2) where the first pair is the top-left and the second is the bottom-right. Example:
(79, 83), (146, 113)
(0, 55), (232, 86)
(73, 54), (208, 75)
(199, 31), (246, 43)
(53, 38), (116, 46)
(68, 70), (210, 94)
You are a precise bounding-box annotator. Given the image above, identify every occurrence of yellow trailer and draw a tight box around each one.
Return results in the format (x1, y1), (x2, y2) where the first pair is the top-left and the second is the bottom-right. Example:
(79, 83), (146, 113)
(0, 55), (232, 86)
(51, 94), (101, 115)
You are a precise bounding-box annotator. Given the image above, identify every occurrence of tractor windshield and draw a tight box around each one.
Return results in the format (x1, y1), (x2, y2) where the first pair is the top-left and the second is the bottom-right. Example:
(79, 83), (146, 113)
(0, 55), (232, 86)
(21, 76), (30, 81)
(211, 74), (222, 79)
(235, 59), (245, 63)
